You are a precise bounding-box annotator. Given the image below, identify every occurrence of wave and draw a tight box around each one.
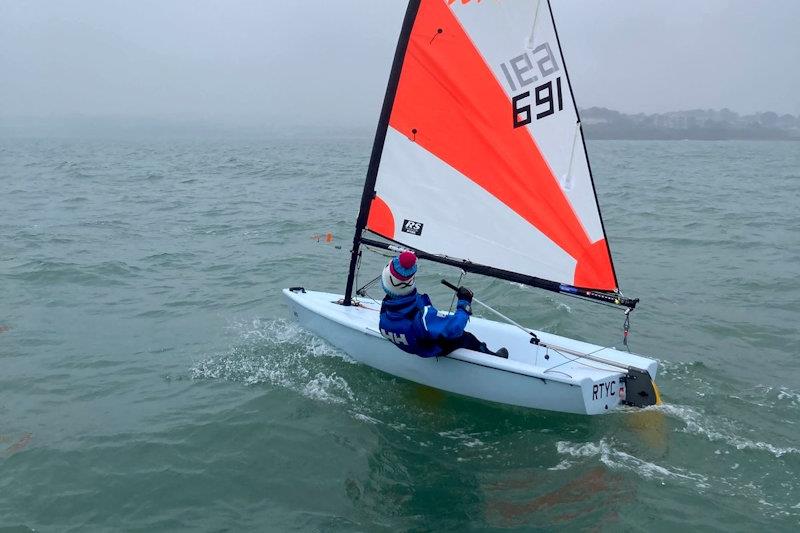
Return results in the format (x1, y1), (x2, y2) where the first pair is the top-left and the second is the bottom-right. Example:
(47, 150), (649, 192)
(777, 387), (800, 407)
(188, 318), (523, 456)
(556, 439), (709, 488)
(189, 319), (357, 406)
(438, 429), (491, 450)
(657, 404), (800, 457)
(8, 259), (140, 286)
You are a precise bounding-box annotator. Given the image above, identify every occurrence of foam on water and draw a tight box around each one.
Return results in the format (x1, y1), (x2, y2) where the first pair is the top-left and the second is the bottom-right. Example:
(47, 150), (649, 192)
(547, 459), (573, 471)
(776, 387), (800, 408)
(438, 429), (490, 450)
(190, 318), (357, 405)
(189, 318), (508, 448)
(351, 412), (380, 425)
(658, 403), (800, 457)
(556, 439), (709, 489)
(302, 372), (355, 404)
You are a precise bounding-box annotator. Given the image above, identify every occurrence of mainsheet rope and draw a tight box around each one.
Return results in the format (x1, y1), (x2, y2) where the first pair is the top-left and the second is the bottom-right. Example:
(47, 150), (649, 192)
(448, 270), (466, 313)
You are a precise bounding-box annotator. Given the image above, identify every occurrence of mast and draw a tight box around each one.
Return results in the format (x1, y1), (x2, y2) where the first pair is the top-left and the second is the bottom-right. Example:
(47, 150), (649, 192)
(343, 0), (422, 306)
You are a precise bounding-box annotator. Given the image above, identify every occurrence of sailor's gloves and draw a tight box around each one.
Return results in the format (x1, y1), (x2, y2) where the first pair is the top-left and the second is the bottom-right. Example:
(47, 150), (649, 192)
(456, 286), (473, 303)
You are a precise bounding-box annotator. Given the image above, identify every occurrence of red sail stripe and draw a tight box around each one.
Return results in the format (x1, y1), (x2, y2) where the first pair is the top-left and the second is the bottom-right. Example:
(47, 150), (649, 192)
(366, 195), (396, 239)
(388, 0), (615, 290)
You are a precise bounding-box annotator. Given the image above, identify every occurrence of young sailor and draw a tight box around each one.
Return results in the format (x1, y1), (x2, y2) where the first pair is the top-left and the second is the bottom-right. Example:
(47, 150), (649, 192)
(378, 251), (508, 359)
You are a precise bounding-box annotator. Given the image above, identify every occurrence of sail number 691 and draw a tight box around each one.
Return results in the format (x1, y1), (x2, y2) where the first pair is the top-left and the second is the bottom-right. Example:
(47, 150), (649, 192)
(512, 77), (564, 128)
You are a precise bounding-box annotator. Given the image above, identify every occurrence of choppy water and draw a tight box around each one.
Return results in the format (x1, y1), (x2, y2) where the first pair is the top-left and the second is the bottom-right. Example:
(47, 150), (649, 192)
(1, 136), (799, 531)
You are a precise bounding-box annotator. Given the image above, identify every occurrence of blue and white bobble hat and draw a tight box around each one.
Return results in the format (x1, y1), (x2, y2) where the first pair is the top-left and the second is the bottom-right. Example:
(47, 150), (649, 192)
(381, 251), (418, 297)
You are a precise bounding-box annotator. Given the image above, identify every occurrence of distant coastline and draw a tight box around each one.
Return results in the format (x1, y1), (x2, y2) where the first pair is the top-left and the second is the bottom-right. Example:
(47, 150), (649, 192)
(581, 107), (800, 141)
(2, 108), (799, 140)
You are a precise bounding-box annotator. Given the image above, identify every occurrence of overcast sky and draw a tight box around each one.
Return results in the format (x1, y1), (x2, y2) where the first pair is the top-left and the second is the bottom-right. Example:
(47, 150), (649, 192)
(1, 0), (798, 129)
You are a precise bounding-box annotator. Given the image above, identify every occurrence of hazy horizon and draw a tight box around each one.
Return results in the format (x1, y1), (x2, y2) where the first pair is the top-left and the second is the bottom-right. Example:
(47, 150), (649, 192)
(2, 0), (799, 130)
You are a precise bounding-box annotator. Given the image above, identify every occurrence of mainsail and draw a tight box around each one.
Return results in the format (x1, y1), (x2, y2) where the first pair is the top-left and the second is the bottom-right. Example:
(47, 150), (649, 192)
(345, 0), (635, 307)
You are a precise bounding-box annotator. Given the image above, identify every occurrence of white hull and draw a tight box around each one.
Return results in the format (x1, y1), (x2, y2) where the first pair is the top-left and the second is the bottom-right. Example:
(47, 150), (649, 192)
(283, 288), (658, 415)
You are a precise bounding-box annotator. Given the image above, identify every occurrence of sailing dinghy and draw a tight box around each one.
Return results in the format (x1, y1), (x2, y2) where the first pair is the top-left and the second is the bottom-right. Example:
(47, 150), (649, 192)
(284, 0), (660, 415)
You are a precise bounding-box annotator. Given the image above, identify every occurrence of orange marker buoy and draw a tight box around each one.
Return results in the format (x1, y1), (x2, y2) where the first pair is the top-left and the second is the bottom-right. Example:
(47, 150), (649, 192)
(311, 232), (335, 243)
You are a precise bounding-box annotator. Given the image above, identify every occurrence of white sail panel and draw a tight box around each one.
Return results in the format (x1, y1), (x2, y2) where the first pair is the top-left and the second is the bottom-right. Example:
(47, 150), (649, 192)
(374, 128), (576, 282)
(367, 0), (617, 290)
(450, 0), (604, 243)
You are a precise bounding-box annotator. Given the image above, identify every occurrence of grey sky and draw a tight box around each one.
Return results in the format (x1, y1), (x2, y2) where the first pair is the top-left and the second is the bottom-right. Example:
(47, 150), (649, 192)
(1, 0), (798, 129)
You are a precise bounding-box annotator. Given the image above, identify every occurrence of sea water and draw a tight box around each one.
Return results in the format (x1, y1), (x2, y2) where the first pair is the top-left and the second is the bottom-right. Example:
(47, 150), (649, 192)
(1, 135), (799, 530)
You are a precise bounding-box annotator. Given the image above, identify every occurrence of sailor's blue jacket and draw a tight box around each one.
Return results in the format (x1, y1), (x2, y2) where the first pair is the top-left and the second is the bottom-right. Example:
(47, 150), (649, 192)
(378, 290), (471, 358)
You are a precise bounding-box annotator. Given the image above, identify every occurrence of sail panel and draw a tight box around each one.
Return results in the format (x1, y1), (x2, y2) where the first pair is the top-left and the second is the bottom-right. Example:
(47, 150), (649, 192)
(366, 0), (618, 291)
(371, 128), (577, 282)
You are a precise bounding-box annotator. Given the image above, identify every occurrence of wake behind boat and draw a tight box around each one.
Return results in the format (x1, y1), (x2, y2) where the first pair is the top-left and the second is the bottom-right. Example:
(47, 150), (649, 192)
(284, 0), (661, 414)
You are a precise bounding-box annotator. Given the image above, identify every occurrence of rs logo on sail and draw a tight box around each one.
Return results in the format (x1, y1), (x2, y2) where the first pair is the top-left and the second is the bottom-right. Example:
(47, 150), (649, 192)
(402, 219), (424, 236)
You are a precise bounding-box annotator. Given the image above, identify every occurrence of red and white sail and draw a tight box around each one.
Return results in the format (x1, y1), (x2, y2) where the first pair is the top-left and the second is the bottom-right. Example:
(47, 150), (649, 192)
(364, 0), (618, 291)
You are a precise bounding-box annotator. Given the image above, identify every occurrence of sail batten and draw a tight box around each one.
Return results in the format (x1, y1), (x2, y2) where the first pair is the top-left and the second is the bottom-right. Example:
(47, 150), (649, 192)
(348, 0), (627, 303)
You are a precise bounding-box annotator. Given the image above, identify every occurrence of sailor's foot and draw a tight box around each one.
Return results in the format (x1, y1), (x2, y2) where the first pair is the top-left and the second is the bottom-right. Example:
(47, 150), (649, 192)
(477, 342), (508, 358)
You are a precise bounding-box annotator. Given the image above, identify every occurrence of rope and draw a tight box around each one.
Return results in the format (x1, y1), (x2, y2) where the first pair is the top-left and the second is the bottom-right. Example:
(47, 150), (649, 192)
(356, 274), (380, 297)
(448, 270), (466, 313)
(544, 344), (623, 374)
(362, 243), (395, 258)
(358, 244), (394, 303)
(622, 309), (632, 352)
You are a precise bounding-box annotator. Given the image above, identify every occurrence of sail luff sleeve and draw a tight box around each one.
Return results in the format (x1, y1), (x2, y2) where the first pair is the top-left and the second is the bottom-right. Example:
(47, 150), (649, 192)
(343, 0), (422, 305)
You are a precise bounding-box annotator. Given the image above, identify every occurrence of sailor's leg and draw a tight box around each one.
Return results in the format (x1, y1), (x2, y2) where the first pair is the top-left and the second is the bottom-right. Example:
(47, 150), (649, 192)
(438, 333), (508, 358)
(457, 332), (484, 351)
(461, 332), (508, 358)
(437, 332), (480, 355)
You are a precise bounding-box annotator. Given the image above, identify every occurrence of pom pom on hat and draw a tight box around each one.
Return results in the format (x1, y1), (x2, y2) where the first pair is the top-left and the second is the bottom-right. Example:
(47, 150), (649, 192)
(381, 251), (417, 297)
(394, 251), (417, 278)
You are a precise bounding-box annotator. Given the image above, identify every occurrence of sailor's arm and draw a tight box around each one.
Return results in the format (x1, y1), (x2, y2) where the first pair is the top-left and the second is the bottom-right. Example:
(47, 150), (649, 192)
(420, 290), (473, 340)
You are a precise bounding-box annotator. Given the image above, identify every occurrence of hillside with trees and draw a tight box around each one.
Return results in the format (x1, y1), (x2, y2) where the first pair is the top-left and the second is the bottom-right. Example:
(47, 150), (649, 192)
(581, 107), (800, 140)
